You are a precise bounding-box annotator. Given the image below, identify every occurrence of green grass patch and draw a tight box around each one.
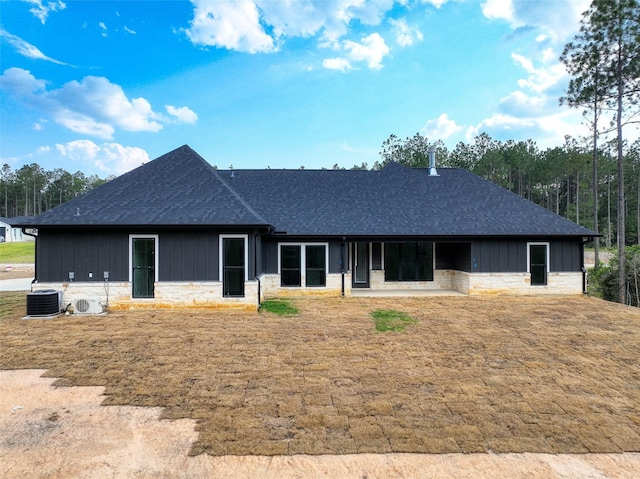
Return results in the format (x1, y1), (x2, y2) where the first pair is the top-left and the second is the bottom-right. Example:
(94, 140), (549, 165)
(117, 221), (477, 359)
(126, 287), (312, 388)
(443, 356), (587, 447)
(371, 309), (417, 332)
(0, 242), (35, 264)
(260, 299), (299, 316)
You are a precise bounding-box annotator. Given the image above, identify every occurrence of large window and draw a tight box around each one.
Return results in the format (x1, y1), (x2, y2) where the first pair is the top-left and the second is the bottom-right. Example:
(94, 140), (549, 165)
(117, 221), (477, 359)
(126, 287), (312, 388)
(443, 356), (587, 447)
(384, 242), (433, 282)
(281, 245), (301, 286)
(280, 243), (327, 287)
(528, 242), (549, 286)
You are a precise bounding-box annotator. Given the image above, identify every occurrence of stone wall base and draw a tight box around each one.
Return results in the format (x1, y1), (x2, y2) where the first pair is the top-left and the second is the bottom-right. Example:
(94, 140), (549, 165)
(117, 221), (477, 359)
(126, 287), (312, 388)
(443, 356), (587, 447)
(258, 273), (346, 298)
(33, 281), (259, 312)
(465, 272), (584, 295)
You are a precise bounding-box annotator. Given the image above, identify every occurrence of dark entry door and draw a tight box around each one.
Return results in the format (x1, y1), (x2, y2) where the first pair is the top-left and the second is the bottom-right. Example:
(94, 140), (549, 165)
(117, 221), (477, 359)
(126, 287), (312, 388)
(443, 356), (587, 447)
(132, 237), (155, 298)
(223, 237), (245, 297)
(352, 242), (369, 288)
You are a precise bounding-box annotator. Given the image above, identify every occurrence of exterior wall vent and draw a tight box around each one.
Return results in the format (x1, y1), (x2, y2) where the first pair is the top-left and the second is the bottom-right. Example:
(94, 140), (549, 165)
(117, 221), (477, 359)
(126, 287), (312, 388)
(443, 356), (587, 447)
(26, 290), (62, 316)
(428, 146), (439, 176)
(73, 298), (103, 314)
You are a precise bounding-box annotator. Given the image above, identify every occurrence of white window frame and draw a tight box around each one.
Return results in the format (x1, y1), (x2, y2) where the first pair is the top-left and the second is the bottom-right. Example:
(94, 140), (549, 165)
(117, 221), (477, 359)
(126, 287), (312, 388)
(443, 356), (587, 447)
(526, 242), (550, 274)
(278, 242), (329, 288)
(219, 234), (249, 282)
(129, 234), (159, 283)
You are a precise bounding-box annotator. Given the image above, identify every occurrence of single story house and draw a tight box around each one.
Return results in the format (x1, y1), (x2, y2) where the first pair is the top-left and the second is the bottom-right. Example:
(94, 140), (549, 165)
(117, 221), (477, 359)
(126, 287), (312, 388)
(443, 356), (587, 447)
(0, 217), (35, 243)
(15, 145), (596, 311)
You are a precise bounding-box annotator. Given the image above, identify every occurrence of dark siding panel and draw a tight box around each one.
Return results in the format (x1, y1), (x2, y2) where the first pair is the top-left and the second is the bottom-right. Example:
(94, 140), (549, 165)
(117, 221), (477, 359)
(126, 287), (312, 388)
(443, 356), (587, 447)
(263, 240), (278, 274)
(472, 240), (526, 273)
(371, 243), (382, 270)
(158, 231), (218, 281)
(37, 230), (128, 282)
(328, 241), (342, 274)
(551, 240), (581, 272)
(436, 243), (471, 272)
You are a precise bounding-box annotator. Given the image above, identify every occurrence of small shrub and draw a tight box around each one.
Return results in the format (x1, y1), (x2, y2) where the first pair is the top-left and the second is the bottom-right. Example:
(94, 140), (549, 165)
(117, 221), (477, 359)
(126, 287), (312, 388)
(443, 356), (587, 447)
(371, 309), (417, 332)
(260, 299), (299, 316)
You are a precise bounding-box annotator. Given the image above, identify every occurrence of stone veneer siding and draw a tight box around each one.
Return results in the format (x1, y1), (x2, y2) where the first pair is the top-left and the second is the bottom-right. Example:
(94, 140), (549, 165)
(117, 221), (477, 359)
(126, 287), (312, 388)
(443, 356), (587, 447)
(32, 281), (259, 312)
(258, 273), (346, 298)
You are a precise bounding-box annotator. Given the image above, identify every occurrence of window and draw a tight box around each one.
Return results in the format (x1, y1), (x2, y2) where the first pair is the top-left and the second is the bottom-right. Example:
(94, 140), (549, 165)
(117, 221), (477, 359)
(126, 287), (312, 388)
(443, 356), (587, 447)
(280, 243), (327, 287)
(220, 235), (247, 297)
(384, 242), (433, 282)
(528, 242), (549, 286)
(281, 245), (301, 286)
(305, 245), (326, 286)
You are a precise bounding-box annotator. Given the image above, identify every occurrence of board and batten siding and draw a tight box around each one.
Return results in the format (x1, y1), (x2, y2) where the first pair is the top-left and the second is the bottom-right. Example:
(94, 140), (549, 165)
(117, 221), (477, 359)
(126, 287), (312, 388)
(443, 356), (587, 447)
(36, 228), (263, 284)
(471, 239), (582, 273)
(37, 229), (129, 282)
(158, 231), (219, 281)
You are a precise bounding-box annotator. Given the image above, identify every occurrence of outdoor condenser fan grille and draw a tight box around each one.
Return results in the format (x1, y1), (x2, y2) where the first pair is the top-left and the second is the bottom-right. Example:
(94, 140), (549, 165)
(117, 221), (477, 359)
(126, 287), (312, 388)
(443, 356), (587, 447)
(76, 299), (90, 313)
(73, 298), (102, 314)
(26, 290), (61, 316)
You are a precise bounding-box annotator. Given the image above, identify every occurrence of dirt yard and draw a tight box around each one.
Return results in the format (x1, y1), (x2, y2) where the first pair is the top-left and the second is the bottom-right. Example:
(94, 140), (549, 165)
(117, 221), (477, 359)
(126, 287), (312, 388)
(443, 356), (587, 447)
(1, 292), (640, 460)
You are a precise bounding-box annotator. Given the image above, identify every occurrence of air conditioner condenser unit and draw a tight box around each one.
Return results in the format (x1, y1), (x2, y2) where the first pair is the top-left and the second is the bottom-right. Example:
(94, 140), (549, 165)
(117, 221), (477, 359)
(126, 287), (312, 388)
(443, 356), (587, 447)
(73, 298), (103, 315)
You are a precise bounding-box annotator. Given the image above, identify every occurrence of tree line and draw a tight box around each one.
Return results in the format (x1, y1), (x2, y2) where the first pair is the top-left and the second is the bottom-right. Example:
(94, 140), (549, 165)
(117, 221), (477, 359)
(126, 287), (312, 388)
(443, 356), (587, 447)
(372, 131), (640, 250)
(0, 163), (112, 218)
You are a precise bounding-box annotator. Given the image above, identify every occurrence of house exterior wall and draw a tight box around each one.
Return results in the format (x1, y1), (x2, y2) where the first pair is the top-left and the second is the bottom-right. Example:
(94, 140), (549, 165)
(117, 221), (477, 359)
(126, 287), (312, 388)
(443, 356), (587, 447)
(260, 239), (344, 275)
(471, 239), (582, 273)
(33, 280), (259, 311)
(258, 273), (345, 297)
(36, 228), (265, 283)
(465, 272), (583, 295)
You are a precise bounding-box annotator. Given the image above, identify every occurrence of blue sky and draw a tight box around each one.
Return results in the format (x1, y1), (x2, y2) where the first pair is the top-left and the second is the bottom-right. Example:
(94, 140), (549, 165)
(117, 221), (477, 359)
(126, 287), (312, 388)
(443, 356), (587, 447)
(1, 0), (596, 176)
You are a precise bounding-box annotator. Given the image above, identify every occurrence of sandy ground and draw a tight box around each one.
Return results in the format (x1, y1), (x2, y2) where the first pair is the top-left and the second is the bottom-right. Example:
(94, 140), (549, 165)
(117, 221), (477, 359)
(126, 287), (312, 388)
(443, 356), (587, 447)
(1, 369), (639, 479)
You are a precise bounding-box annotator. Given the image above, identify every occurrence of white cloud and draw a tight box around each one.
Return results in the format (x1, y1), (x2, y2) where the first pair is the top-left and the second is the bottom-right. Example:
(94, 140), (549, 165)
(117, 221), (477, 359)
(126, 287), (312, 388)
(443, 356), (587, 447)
(343, 33), (389, 69)
(481, 0), (589, 43)
(124, 26), (137, 35)
(0, 68), (197, 139)
(55, 140), (149, 175)
(165, 105), (198, 124)
(498, 90), (546, 116)
(325, 33), (390, 71)
(511, 52), (565, 93)
(25, 0), (66, 24)
(0, 28), (71, 66)
(323, 57), (352, 72)
(467, 110), (584, 148)
(389, 18), (423, 47)
(422, 0), (451, 8)
(422, 113), (462, 139)
(186, 0), (275, 53)
(481, 0), (513, 22)
(185, 0), (396, 53)
(99, 22), (108, 37)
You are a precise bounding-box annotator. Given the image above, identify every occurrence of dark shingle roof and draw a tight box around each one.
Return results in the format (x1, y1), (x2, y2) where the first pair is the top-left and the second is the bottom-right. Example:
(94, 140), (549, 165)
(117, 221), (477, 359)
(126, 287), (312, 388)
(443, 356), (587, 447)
(20, 145), (267, 227)
(217, 162), (595, 237)
(18, 145), (595, 237)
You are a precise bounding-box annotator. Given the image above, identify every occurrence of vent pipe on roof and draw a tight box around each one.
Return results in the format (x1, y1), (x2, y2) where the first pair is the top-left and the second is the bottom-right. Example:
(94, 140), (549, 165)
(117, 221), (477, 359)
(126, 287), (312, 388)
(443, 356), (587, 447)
(428, 146), (439, 176)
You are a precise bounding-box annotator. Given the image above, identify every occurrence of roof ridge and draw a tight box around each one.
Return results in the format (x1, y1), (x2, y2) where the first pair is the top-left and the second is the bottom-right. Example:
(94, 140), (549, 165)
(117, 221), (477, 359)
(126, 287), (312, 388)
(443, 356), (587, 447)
(208, 165), (270, 226)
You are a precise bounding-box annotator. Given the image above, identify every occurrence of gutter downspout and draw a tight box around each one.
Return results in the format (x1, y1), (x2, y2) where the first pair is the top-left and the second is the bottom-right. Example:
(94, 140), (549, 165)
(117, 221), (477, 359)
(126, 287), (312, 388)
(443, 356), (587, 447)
(582, 238), (589, 294)
(22, 227), (38, 292)
(341, 238), (346, 297)
(255, 226), (274, 307)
